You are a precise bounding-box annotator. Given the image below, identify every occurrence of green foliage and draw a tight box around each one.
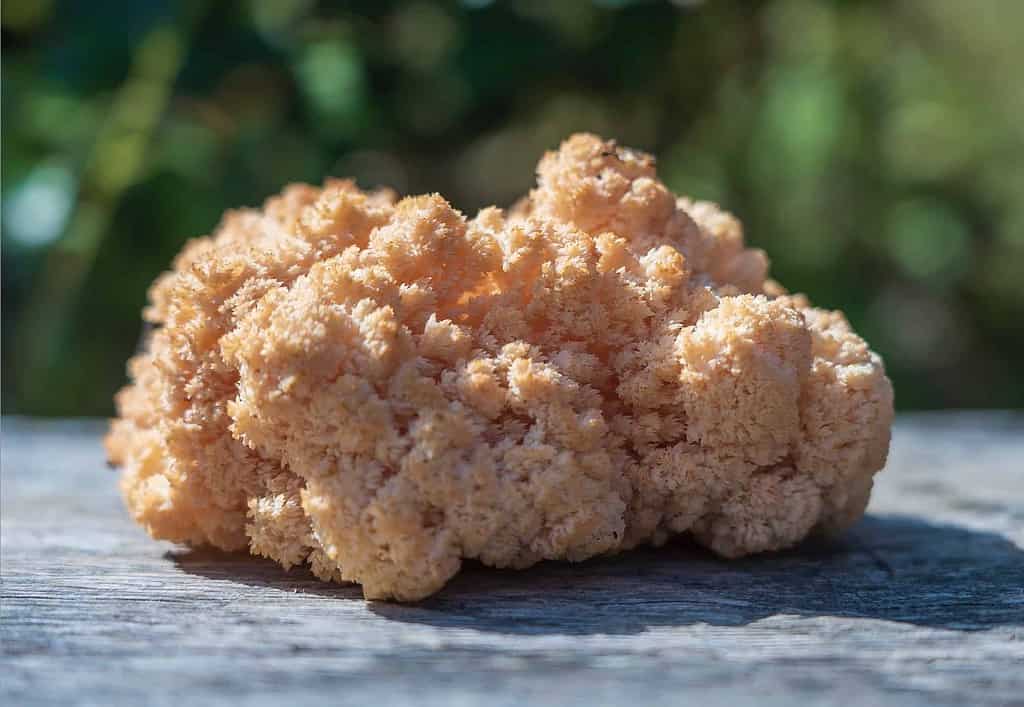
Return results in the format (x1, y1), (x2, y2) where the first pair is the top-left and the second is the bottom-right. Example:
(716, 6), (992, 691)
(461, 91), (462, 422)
(3, 0), (1022, 414)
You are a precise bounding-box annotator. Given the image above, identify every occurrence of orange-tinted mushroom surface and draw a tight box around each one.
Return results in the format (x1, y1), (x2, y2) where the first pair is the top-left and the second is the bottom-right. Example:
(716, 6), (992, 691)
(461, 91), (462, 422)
(107, 135), (893, 600)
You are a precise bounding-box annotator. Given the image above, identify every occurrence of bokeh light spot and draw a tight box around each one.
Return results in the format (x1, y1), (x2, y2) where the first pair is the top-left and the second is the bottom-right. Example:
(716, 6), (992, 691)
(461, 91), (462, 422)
(297, 38), (367, 133)
(392, 3), (459, 70)
(885, 199), (971, 283)
(3, 163), (76, 248)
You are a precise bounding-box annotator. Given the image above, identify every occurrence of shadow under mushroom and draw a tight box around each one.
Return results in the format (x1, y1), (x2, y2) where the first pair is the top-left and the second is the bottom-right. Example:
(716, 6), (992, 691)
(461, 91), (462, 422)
(169, 513), (1024, 635)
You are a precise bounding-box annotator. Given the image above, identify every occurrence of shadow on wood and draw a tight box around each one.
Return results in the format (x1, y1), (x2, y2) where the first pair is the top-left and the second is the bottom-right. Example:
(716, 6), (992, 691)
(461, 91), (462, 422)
(169, 514), (1024, 635)
(166, 548), (366, 600)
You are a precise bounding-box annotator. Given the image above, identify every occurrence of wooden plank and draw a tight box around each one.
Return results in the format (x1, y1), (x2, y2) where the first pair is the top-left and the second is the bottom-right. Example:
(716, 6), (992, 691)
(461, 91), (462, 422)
(1, 414), (1022, 707)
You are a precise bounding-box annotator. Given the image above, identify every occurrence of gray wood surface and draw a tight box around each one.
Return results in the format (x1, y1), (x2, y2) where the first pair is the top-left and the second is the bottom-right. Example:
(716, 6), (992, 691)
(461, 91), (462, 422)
(1, 413), (1022, 707)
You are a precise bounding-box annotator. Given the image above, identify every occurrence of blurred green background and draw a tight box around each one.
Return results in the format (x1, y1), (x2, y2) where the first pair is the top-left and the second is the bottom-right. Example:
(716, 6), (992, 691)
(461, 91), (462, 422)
(3, 0), (1022, 415)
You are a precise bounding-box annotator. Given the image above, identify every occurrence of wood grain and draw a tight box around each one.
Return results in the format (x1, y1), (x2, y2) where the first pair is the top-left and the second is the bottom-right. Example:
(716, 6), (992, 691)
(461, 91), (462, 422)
(2, 413), (1022, 706)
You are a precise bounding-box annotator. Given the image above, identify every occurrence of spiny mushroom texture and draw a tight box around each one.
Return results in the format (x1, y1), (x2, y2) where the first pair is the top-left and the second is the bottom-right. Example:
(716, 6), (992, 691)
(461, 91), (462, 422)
(107, 134), (894, 601)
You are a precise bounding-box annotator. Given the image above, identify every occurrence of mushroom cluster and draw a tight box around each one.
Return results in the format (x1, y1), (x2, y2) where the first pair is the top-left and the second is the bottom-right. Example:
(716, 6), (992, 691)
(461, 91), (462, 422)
(108, 134), (893, 600)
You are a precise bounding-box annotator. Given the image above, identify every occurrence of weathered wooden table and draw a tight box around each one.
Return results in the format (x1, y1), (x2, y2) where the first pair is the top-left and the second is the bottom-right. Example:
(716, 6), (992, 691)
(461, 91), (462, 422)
(2, 413), (1022, 706)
